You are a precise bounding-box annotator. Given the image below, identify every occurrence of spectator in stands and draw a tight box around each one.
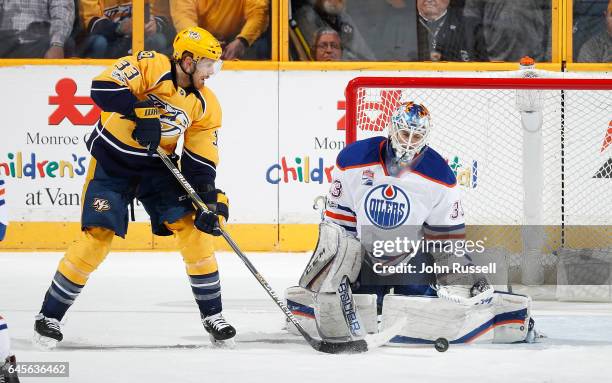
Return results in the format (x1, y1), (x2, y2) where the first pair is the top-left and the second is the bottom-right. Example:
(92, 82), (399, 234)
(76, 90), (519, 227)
(170, 0), (270, 60)
(295, 0), (376, 61)
(573, 0), (609, 59)
(0, 0), (74, 58)
(312, 27), (343, 60)
(577, 0), (612, 62)
(77, 0), (174, 58)
(347, 0), (419, 61)
(463, 0), (548, 62)
(417, 0), (471, 61)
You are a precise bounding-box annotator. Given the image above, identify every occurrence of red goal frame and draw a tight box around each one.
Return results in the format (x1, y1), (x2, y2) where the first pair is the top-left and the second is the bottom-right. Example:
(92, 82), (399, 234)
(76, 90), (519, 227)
(344, 76), (612, 144)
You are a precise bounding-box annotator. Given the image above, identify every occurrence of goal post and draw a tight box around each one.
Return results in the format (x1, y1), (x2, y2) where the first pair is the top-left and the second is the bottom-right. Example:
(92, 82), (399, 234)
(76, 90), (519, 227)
(344, 74), (612, 301)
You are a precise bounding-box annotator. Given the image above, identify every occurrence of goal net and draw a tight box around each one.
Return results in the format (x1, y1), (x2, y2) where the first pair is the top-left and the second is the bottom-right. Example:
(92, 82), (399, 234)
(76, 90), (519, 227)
(345, 73), (612, 301)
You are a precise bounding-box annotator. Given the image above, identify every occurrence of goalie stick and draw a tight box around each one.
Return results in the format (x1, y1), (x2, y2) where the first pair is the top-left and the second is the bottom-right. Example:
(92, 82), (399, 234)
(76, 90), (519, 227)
(156, 148), (392, 354)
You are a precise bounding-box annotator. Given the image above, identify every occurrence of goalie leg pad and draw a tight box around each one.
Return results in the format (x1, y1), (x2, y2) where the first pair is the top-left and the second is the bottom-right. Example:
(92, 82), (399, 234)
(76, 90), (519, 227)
(284, 286), (378, 338)
(381, 292), (532, 345)
(299, 222), (362, 293)
(285, 286), (318, 338)
(315, 277), (368, 341)
(491, 292), (531, 343)
(382, 294), (495, 345)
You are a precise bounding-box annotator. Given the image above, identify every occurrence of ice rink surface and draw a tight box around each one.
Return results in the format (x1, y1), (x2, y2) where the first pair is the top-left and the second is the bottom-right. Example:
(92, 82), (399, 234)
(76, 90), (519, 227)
(1, 251), (611, 383)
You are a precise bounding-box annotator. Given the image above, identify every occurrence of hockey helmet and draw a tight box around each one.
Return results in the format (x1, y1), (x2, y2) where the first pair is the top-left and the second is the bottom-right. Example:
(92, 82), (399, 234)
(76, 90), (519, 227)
(388, 102), (432, 161)
(173, 27), (222, 62)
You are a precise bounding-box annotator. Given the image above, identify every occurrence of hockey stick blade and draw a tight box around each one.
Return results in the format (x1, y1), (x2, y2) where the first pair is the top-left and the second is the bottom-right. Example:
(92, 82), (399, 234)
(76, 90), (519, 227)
(313, 339), (368, 354)
(363, 317), (407, 349)
(309, 317), (407, 354)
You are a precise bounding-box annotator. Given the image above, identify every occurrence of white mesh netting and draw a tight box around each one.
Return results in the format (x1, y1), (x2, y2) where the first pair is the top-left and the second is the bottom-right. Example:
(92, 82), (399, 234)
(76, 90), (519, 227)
(346, 72), (612, 299)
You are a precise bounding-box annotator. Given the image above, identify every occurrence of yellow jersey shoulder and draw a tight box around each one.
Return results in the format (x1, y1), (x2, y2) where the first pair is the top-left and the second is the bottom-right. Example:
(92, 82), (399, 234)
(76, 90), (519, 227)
(192, 86), (222, 130)
(95, 51), (172, 97)
(134, 51), (172, 88)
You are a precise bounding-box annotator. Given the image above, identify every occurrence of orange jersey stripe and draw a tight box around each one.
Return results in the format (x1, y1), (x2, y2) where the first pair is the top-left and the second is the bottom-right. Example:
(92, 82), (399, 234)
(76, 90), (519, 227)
(325, 210), (357, 222)
(411, 169), (456, 188)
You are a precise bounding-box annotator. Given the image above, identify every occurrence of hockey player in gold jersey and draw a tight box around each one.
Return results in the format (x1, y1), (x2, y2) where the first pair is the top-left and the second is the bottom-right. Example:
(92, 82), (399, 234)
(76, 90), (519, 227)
(34, 27), (236, 348)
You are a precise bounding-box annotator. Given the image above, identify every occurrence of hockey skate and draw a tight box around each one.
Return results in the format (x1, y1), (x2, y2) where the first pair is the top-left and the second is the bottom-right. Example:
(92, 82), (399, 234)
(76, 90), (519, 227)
(0, 355), (20, 383)
(33, 314), (63, 350)
(202, 313), (236, 348)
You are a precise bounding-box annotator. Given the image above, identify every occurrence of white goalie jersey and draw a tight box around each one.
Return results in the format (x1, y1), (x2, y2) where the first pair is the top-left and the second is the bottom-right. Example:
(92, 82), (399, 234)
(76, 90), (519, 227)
(324, 136), (466, 253)
(287, 136), (535, 345)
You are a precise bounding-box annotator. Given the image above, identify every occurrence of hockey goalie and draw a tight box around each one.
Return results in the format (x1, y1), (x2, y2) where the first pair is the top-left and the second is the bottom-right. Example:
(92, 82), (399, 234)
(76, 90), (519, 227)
(285, 102), (540, 346)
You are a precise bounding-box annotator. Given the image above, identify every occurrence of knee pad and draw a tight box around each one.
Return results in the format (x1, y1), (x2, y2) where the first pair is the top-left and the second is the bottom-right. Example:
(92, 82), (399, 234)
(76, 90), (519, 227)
(58, 227), (114, 285)
(165, 215), (217, 275)
(299, 221), (362, 293)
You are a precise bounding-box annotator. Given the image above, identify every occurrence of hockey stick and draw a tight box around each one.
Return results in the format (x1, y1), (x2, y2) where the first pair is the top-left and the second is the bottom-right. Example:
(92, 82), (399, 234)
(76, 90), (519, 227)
(156, 148), (369, 354)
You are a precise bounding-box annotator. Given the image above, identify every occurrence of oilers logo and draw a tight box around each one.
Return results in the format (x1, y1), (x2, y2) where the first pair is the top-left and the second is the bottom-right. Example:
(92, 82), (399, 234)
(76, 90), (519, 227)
(364, 184), (410, 229)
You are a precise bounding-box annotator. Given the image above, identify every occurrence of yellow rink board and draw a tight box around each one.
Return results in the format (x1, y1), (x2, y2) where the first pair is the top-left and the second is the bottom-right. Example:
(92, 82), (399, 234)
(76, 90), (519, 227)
(0, 222), (608, 253)
(0, 222), (319, 252)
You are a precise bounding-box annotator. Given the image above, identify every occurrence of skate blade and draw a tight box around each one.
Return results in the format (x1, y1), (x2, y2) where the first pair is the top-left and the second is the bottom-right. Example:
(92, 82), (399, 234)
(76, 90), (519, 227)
(32, 333), (59, 350)
(208, 333), (235, 349)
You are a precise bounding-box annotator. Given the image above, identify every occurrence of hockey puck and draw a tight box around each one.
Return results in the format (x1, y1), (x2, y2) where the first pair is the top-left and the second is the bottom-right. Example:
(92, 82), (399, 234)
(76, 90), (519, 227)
(434, 338), (449, 352)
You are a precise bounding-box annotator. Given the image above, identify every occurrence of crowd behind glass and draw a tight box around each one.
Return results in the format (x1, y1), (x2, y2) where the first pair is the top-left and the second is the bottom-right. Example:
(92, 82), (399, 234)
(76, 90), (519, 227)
(0, 0), (609, 63)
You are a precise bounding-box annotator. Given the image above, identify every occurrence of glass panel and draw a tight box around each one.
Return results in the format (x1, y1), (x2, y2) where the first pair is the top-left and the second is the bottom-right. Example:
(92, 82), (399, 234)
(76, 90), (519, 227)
(573, 0), (611, 63)
(289, 0), (553, 62)
(76, 0), (132, 58)
(459, 0), (552, 62)
(0, 0), (77, 58)
(170, 0), (272, 60)
(145, 0), (177, 57)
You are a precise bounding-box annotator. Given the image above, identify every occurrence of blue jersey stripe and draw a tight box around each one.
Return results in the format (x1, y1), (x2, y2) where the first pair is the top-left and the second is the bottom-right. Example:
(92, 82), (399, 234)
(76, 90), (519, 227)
(332, 203), (356, 215)
(339, 224), (357, 232)
(287, 300), (315, 318)
(423, 223), (466, 232)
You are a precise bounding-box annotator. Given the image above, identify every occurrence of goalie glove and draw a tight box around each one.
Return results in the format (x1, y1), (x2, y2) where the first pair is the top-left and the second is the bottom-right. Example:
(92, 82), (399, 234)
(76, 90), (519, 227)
(436, 277), (494, 306)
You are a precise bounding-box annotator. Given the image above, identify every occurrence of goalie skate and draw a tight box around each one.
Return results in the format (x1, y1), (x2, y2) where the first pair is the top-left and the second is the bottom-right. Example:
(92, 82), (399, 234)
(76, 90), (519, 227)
(202, 313), (236, 348)
(32, 314), (62, 350)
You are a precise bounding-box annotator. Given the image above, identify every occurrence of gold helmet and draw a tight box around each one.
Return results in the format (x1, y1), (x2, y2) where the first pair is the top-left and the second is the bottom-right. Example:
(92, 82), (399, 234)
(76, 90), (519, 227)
(173, 27), (222, 61)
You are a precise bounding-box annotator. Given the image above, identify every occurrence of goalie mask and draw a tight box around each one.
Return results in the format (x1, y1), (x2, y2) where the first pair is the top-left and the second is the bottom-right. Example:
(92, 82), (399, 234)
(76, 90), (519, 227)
(388, 102), (432, 161)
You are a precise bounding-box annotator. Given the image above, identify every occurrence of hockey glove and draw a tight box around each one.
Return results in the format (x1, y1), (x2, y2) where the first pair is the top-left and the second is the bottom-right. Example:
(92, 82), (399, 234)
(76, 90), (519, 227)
(131, 100), (161, 155)
(194, 189), (229, 236)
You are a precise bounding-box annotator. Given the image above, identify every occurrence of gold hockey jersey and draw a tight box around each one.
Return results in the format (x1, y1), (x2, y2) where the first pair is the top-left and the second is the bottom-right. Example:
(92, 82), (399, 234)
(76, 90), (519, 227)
(87, 50), (221, 185)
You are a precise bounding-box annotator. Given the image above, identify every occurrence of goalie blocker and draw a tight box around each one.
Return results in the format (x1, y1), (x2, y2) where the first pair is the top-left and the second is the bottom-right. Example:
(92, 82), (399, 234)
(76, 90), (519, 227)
(284, 222), (537, 345)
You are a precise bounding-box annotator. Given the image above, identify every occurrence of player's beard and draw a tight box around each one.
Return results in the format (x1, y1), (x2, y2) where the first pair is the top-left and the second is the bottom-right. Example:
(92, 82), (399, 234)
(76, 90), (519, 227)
(179, 60), (198, 88)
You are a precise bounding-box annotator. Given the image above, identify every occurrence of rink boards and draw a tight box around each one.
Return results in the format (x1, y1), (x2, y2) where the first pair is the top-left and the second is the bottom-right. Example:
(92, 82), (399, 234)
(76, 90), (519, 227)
(0, 66), (610, 251)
